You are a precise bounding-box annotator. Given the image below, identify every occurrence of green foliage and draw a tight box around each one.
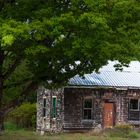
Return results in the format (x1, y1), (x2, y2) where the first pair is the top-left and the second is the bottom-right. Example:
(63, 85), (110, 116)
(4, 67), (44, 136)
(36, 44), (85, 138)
(0, 0), (140, 126)
(115, 124), (132, 132)
(4, 121), (18, 131)
(3, 60), (34, 104)
(0, 130), (139, 140)
(109, 124), (139, 138)
(1, 1), (140, 80)
(128, 131), (139, 139)
(7, 103), (36, 129)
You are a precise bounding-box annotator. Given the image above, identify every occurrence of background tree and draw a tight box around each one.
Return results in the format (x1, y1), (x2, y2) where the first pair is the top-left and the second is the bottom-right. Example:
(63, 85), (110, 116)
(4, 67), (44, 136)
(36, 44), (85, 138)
(0, 0), (140, 132)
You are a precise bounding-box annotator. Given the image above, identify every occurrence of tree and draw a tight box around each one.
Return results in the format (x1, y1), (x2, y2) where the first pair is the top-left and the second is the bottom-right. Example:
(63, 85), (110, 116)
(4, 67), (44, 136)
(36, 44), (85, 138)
(0, 0), (140, 132)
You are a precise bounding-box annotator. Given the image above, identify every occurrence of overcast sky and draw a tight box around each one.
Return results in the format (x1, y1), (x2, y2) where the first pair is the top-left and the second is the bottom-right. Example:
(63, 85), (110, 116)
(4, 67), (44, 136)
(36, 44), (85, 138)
(100, 61), (140, 72)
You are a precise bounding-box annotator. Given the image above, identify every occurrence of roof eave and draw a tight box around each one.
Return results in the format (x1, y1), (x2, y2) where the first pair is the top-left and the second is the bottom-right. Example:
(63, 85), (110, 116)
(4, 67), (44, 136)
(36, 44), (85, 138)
(65, 85), (140, 90)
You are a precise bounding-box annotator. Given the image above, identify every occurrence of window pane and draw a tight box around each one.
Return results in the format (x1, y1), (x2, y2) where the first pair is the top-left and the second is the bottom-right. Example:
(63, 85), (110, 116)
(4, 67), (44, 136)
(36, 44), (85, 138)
(84, 109), (92, 119)
(130, 99), (138, 110)
(43, 98), (46, 108)
(129, 111), (140, 120)
(43, 108), (46, 117)
(52, 97), (56, 118)
(84, 99), (92, 108)
(43, 98), (46, 117)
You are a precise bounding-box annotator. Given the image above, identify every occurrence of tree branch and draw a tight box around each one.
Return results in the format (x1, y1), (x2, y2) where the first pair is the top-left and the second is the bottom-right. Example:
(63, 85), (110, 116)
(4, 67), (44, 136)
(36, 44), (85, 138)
(4, 51), (11, 58)
(0, 0), (15, 11)
(3, 77), (33, 89)
(1, 80), (38, 115)
(3, 58), (21, 80)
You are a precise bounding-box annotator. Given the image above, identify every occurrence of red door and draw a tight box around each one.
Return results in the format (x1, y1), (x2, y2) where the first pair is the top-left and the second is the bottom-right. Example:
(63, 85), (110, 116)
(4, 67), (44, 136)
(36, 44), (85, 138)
(103, 103), (114, 128)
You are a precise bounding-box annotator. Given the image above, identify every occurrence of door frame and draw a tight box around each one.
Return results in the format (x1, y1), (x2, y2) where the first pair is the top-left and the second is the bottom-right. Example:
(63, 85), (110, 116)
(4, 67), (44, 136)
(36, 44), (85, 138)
(103, 101), (116, 128)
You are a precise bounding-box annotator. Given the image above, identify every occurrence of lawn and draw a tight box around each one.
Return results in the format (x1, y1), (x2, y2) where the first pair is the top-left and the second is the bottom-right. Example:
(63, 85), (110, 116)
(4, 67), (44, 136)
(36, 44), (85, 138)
(0, 130), (139, 140)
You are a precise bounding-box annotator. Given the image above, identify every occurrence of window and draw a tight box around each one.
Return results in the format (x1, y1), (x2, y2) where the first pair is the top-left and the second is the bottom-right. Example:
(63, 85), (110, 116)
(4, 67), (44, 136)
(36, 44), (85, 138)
(52, 96), (57, 118)
(43, 98), (46, 117)
(129, 99), (140, 121)
(83, 98), (92, 120)
(130, 99), (139, 110)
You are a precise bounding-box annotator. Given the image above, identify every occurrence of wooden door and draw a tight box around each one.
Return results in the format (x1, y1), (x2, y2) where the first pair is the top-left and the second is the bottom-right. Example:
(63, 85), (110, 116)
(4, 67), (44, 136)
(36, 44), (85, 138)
(103, 103), (114, 128)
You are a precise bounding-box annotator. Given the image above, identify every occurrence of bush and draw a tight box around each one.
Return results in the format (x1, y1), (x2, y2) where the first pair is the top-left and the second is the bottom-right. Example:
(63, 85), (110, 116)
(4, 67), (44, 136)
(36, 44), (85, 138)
(4, 121), (18, 131)
(7, 103), (36, 129)
(109, 124), (133, 138)
(128, 131), (139, 139)
(115, 124), (132, 134)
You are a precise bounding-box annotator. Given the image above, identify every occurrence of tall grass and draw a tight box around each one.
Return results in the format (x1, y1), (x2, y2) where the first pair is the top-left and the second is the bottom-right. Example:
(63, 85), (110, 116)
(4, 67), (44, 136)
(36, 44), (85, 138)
(1, 122), (140, 140)
(4, 121), (25, 131)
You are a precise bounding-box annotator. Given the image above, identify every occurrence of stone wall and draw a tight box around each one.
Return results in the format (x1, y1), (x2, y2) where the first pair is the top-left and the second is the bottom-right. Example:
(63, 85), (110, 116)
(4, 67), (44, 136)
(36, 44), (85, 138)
(36, 87), (64, 133)
(63, 88), (140, 130)
(64, 88), (102, 130)
(37, 86), (140, 133)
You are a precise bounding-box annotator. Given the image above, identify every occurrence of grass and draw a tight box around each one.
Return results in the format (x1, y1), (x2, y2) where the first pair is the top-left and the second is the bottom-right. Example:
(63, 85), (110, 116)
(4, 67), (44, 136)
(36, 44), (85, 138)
(0, 130), (139, 140)
(1, 122), (140, 140)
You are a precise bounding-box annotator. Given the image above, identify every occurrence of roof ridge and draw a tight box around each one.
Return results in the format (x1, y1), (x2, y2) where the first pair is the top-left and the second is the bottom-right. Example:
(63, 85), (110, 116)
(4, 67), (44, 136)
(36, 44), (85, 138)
(99, 70), (140, 73)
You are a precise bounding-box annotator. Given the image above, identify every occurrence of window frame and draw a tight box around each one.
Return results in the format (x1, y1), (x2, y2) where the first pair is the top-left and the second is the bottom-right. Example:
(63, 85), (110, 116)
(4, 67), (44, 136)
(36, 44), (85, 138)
(43, 96), (47, 117)
(128, 98), (140, 121)
(52, 96), (57, 119)
(129, 98), (139, 111)
(83, 97), (93, 120)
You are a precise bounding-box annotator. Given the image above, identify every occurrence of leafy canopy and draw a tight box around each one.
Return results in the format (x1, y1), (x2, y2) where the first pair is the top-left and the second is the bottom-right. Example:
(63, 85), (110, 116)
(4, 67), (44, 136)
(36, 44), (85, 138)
(0, 0), (140, 109)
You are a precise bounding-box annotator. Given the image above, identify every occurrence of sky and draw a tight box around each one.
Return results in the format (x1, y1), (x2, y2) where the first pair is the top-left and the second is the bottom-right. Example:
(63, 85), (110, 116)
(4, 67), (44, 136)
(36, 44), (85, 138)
(100, 61), (140, 72)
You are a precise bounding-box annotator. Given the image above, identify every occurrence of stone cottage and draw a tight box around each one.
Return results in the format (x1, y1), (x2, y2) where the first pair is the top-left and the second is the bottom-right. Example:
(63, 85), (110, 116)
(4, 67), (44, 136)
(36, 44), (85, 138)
(37, 61), (140, 133)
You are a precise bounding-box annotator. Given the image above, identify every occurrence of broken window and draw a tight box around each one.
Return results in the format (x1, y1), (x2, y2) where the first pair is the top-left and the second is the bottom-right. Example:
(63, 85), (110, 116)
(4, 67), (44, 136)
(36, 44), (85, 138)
(83, 98), (92, 120)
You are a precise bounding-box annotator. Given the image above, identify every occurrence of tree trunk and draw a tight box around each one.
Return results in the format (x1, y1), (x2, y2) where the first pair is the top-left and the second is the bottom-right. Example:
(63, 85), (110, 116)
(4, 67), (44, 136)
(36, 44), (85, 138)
(0, 112), (4, 133)
(0, 50), (4, 133)
(0, 78), (4, 133)
(0, 76), (3, 107)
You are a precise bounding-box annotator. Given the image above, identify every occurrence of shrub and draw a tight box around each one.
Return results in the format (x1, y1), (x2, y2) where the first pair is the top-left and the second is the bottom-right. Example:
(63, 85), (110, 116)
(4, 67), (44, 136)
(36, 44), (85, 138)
(115, 124), (132, 134)
(109, 124), (133, 138)
(7, 103), (36, 129)
(115, 123), (132, 129)
(128, 131), (139, 139)
(4, 121), (17, 131)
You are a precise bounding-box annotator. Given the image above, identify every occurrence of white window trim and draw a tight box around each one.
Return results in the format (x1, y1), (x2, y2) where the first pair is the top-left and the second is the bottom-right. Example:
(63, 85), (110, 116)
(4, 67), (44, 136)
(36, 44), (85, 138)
(83, 97), (93, 120)
(43, 95), (47, 99)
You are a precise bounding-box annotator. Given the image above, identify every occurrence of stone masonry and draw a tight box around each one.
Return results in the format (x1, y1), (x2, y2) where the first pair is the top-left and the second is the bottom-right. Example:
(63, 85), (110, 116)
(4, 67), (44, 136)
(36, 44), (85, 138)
(37, 86), (140, 133)
(37, 86), (64, 133)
